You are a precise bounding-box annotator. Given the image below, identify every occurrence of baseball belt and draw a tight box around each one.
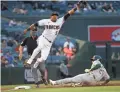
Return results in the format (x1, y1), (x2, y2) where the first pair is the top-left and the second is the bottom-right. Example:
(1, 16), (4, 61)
(43, 35), (52, 43)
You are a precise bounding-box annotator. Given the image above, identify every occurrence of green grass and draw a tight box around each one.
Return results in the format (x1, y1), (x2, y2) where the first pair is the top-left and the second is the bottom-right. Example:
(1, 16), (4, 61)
(1, 85), (120, 92)
(1, 81), (120, 92)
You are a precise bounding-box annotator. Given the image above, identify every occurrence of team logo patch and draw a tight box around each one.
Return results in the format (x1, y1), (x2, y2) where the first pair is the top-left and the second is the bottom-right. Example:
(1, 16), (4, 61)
(111, 28), (120, 41)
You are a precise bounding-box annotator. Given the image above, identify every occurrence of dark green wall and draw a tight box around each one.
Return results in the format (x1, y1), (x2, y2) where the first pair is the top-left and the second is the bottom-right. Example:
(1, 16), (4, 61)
(1, 67), (24, 85)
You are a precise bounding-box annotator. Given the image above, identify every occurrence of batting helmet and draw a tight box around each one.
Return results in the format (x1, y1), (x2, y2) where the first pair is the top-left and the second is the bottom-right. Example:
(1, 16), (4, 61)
(91, 55), (102, 61)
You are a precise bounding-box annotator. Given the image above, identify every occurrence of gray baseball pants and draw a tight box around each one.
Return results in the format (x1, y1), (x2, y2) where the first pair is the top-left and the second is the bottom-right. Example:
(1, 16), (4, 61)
(30, 52), (46, 84)
(55, 73), (96, 85)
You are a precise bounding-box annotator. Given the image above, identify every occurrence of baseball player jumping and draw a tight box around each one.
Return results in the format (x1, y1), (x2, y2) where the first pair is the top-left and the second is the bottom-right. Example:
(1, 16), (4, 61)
(50, 55), (110, 86)
(24, 2), (82, 68)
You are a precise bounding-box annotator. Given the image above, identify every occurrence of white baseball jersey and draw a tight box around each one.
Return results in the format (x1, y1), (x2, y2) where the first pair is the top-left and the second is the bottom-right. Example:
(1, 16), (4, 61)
(27, 16), (68, 65)
(37, 17), (64, 43)
(90, 60), (110, 82)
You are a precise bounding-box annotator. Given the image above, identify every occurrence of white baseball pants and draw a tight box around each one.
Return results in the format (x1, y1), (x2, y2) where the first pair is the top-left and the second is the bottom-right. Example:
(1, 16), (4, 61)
(27, 36), (52, 66)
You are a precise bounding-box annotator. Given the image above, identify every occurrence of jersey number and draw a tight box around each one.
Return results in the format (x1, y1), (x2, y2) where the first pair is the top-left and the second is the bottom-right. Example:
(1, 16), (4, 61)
(55, 31), (58, 35)
(99, 69), (104, 74)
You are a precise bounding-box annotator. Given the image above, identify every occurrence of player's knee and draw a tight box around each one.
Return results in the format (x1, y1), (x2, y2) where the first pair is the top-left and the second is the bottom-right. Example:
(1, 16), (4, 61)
(37, 57), (44, 62)
(41, 55), (48, 61)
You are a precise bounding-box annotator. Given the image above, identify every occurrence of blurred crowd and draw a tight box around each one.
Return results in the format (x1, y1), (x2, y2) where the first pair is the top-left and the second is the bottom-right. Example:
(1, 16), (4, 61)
(1, 1), (120, 15)
(78, 1), (116, 13)
(51, 37), (77, 61)
(1, 33), (25, 68)
(1, 34), (77, 68)
(8, 19), (27, 27)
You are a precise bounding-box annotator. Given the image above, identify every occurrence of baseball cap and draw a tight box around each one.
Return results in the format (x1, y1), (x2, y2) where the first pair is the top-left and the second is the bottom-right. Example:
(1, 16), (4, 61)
(51, 12), (59, 16)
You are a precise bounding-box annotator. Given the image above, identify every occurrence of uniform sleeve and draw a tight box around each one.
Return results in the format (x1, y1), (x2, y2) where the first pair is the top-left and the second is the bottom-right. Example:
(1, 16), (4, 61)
(91, 60), (101, 69)
(20, 38), (27, 46)
(64, 13), (70, 21)
(58, 13), (70, 25)
(92, 60), (101, 66)
(37, 19), (47, 26)
(58, 17), (65, 25)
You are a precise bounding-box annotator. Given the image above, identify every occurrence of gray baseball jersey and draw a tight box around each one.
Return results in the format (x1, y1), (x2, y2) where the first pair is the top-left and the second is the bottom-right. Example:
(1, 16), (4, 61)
(55, 60), (110, 85)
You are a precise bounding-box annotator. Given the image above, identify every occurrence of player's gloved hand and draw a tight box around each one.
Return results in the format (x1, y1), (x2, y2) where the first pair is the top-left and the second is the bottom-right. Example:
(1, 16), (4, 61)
(78, 1), (87, 5)
(85, 69), (90, 73)
(19, 53), (23, 60)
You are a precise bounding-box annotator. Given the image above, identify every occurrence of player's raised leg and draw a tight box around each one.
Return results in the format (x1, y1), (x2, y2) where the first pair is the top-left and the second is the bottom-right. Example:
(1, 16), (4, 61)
(27, 46), (41, 64)
(33, 42), (51, 68)
(27, 37), (44, 64)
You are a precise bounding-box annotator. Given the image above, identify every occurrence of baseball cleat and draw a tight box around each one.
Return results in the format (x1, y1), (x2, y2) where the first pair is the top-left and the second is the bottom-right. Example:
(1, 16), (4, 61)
(49, 79), (56, 85)
(75, 83), (81, 86)
(42, 78), (48, 85)
(71, 83), (76, 87)
(36, 84), (40, 88)
(35, 81), (40, 88)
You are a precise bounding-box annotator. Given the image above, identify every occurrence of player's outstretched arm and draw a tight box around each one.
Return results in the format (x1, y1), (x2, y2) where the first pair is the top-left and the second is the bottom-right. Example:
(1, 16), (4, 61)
(68, 3), (80, 15)
(24, 24), (35, 34)
(24, 23), (38, 34)
(64, 1), (83, 21)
